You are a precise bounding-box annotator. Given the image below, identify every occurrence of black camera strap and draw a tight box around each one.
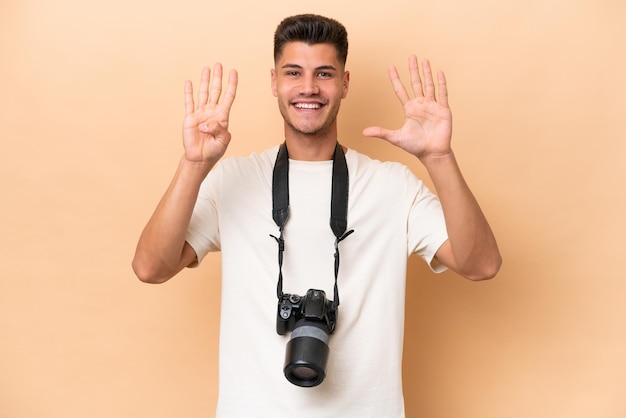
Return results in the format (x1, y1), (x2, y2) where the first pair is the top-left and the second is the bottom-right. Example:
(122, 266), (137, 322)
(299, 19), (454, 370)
(270, 142), (354, 309)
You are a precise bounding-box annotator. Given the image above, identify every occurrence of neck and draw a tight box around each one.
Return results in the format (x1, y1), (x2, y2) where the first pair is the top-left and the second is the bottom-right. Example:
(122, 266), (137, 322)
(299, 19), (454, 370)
(284, 134), (339, 161)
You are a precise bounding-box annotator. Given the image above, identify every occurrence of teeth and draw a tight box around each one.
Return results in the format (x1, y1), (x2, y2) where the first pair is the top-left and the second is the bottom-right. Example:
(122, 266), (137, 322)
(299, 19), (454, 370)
(295, 103), (321, 109)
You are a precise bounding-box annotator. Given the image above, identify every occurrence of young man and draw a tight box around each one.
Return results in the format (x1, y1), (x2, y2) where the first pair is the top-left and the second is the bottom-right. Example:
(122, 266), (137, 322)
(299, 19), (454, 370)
(133, 14), (501, 418)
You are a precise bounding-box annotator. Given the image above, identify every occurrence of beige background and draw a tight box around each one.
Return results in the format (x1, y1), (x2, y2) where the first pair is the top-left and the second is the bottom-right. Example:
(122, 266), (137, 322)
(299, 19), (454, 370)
(2, 0), (625, 417)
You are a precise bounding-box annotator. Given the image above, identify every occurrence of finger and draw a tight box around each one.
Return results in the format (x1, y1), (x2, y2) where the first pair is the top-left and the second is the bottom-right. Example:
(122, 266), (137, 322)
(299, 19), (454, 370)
(437, 70), (449, 108)
(199, 119), (224, 134)
(209, 63), (223, 105)
(388, 65), (410, 105)
(220, 69), (238, 111)
(198, 67), (210, 108)
(421, 59), (435, 99)
(409, 55), (423, 98)
(363, 126), (394, 141)
(184, 80), (195, 116)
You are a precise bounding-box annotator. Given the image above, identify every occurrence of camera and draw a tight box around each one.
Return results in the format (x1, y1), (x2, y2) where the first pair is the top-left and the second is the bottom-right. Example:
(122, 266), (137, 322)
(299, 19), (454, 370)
(276, 289), (337, 387)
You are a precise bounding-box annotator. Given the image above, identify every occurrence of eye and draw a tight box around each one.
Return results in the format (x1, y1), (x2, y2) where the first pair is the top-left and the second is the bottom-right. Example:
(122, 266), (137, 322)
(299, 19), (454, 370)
(286, 71), (300, 77)
(317, 72), (332, 78)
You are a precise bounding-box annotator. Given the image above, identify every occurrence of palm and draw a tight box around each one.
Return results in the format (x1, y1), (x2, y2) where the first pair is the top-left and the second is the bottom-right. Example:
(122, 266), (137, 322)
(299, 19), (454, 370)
(183, 102), (232, 162)
(394, 94), (452, 158)
(183, 64), (238, 164)
(363, 56), (452, 161)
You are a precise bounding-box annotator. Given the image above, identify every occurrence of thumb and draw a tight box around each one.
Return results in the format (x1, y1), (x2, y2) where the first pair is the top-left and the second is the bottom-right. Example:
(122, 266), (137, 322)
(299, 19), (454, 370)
(362, 126), (394, 141)
(200, 120), (226, 134)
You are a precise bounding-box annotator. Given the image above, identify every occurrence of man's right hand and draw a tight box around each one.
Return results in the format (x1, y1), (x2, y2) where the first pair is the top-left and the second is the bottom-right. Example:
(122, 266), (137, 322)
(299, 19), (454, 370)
(183, 63), (238, 165)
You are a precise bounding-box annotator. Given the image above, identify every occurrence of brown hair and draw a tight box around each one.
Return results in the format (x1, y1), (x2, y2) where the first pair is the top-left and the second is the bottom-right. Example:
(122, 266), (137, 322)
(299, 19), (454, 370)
(273, 14), (349, 65)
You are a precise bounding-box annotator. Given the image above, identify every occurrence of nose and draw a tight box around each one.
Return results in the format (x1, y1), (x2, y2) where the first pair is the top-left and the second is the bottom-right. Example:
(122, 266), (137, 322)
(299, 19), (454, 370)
(300, 74), (319, 96)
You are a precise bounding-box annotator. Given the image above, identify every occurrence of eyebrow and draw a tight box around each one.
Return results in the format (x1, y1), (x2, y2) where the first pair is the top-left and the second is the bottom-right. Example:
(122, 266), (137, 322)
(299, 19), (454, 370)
(281, 63), (338, 71)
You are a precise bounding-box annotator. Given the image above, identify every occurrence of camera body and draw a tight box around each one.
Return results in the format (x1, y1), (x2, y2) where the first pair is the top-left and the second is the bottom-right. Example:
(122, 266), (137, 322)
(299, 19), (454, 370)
(276, 289), (337, 387)
(276, 289), (337, 335)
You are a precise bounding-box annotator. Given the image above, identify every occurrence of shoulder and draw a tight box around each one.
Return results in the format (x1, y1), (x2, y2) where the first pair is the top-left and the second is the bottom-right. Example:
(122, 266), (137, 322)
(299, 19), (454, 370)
(346, 148), (416, 182)
(207, 146), (279, 182)
(201, 146), (279, 195)
(346, 148), (436, 206)
(217, 145), (279, 174)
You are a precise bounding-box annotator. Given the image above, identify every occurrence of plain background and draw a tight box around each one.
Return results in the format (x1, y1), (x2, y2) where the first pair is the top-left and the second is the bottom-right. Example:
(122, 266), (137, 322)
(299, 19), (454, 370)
(2, 0), (625, 417)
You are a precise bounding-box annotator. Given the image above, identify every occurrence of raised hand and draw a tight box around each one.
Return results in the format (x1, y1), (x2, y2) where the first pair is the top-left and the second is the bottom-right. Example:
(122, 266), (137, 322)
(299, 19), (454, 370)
(183, 63), (238, 164)
(363, 56), (452, 162)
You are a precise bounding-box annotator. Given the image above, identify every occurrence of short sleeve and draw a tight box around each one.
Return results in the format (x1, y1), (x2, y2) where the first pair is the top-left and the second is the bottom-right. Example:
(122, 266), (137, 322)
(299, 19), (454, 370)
(185, 165), (222, 266)
(405, 170), (449, 273)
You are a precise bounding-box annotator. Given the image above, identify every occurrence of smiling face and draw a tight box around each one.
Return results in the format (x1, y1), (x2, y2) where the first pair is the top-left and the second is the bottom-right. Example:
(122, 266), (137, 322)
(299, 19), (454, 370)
(271, 42), (350, 142)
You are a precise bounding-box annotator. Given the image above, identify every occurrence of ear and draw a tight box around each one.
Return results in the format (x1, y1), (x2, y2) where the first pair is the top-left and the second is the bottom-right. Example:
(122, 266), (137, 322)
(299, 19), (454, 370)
(341, 70), (350, 99)
(271, 68), (278, 97)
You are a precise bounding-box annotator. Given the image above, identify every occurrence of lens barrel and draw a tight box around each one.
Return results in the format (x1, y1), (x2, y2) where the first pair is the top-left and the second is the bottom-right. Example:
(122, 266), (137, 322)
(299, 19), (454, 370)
(283, 320), (330, 387)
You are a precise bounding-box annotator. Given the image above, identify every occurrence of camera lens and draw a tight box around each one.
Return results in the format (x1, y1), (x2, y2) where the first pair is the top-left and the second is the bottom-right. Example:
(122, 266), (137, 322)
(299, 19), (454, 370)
(283, 320), (330, 387)
(290, 366), (319, 381)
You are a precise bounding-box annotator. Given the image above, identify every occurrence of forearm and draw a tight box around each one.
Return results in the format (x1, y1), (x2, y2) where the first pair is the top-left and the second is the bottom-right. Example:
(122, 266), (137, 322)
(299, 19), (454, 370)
(132, 157), (213, 283)
(423, 152), (501, 280)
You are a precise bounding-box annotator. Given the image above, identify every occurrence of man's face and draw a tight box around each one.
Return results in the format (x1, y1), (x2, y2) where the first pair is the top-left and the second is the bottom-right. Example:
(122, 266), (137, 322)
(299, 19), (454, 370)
(271, 42), (349, 138)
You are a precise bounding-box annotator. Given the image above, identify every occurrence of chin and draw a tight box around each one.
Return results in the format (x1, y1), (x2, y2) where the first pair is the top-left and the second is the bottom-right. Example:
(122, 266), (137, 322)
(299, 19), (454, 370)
(286, 120), (328, 136)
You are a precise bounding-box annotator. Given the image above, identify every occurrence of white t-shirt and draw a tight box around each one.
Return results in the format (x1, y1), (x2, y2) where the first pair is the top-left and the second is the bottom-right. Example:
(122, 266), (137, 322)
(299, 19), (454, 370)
(186, 146), (448, 418)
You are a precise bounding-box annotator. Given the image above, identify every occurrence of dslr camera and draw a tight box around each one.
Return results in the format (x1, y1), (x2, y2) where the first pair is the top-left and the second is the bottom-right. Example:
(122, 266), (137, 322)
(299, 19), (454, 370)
(276, 289), (337, 387)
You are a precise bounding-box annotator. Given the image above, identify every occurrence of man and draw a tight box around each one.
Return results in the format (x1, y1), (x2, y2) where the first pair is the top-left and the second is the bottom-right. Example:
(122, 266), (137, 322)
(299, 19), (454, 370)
(133, 14), (501, 418)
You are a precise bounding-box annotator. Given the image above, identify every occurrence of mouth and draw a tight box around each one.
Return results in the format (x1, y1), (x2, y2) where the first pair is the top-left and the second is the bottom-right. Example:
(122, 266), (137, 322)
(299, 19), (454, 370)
(292, 102), (324, 111)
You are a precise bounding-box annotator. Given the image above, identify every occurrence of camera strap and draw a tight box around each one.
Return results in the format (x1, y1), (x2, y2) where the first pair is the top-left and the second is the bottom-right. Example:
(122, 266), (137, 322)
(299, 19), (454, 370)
(270, 142), (354, 309)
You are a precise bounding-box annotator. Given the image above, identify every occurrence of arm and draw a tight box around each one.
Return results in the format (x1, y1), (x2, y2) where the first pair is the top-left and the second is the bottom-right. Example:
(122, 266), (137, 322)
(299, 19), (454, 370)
(363, 56), (501, 280)
(132, 64), (238, 283)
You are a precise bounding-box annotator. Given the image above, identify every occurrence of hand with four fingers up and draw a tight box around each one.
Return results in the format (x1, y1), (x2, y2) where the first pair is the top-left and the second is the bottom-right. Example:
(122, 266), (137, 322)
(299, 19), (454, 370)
(182, 63), (238, 165)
